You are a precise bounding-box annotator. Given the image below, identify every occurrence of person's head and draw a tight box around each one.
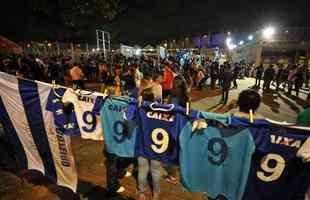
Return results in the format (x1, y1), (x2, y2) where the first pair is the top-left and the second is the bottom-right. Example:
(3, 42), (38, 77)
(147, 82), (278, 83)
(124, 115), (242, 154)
(141, 87), (155, 102)
(171, 75), (189, 107)
(237, 89), (261, 113)
(153, 74), (162, 83)
(224, 65), (230, 72)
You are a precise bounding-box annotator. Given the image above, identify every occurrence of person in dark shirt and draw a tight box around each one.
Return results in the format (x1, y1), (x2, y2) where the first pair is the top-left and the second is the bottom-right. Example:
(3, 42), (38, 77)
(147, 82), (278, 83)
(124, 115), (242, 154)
(232, 63), (240, 89)
(294, 66), (304, 97)
(210, 62), (219, 89)
(221, 65), (233, 104)
(263, 64), (275, 91)
(276, 64), (285, 91)
(255, 64), (264, 88)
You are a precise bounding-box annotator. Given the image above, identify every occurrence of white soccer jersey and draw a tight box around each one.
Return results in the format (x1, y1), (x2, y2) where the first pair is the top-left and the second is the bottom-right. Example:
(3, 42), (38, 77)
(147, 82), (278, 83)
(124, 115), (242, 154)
(62, 88), (105, 141)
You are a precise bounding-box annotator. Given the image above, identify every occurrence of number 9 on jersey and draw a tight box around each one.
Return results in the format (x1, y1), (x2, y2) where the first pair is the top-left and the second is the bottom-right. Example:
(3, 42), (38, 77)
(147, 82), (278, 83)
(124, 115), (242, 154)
(151, 128), (169, 154)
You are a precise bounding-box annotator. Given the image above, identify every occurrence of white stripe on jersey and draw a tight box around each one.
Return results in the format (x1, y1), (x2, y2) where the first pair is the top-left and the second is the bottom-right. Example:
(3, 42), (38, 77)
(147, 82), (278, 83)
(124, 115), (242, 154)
(0, 74), (44, 172)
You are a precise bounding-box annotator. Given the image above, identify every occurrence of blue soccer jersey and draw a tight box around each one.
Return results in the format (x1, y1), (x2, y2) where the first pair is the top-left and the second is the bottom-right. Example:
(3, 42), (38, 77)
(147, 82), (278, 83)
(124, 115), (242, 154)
(179, 113), (255, 200)
(126, 102), (198, 165)
(93, 96), (137, 157)
(233, 117), (310, 200)
(46, 88), (78, 135)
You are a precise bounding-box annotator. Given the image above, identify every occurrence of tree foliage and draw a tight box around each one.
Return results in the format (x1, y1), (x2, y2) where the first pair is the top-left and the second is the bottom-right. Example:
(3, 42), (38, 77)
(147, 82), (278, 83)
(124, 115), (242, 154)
(29, 0), (123, 28)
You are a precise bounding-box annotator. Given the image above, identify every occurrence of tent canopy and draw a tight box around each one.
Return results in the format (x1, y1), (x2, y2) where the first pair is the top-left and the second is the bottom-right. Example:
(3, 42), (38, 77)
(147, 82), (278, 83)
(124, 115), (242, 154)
(0, 36), (23, 54)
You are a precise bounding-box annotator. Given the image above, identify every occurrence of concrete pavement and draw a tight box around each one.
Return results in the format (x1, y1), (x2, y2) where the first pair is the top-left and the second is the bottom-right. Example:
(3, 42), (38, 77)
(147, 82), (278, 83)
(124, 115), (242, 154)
(192, 78), (309, 123)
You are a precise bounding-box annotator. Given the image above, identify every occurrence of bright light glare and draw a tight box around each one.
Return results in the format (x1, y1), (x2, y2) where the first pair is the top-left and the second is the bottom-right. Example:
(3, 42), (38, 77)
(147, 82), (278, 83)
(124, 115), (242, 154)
(248, 35), (254, 40)
(239, 40), (244, 45)
(135, 49), (142, 55)
(226, 37), (236, 50)
(263, 26), (276, 40)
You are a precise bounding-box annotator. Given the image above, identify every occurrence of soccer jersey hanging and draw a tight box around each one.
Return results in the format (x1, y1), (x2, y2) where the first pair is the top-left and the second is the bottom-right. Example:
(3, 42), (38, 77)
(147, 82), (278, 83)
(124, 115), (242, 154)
(93, 96), (137, 157)
(62, 88), (105, 141)
(237, 117), (310, 200)
(179, 113), (255, 200)
(126, 102), (198, 165)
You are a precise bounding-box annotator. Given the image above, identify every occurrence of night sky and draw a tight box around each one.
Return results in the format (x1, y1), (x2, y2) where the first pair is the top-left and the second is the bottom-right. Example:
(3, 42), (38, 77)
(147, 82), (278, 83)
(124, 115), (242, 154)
(0, 0), (309, 45)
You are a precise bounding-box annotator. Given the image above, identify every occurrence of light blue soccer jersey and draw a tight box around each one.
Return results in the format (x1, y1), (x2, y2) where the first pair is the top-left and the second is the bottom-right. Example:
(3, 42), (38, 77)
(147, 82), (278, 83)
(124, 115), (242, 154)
(179, 112), (255, 200)
(94, 96), (137, 157)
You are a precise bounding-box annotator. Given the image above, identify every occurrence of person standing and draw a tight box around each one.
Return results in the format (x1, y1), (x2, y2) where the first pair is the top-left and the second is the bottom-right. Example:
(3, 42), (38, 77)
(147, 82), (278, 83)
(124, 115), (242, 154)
(163, 75), (190, 185)
(151, 74), (163, 102)
(137, 88), (161, 200)
(287, 65), (297, 95)
(197, 66), (207, 90)
(210, 62), (219, 89)
(263, 64), (275, 91)
(70, 63), (85, 90)
(294, 66), (304, 97)
(221, 65), (233, 104)
(232, 63), (239, 89)
(255, 64), (264, 88)
(276, 64), (285, 91)
(162, 63), (174, 99)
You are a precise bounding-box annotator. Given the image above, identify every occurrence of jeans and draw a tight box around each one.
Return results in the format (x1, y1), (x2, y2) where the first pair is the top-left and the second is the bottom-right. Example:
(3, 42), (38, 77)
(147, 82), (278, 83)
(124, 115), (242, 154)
(233, 78), (238, 88)
(263, 80), (272, 90)
(105, 151), (133, 192)
(288, 81), (294, 94)
(138, 157), (161, 193)
(221, 89), (229, 104)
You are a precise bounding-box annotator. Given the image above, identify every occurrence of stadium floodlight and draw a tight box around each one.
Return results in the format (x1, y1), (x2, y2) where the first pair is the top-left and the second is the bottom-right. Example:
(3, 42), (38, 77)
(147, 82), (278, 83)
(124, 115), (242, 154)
(226, 37), (232, 44)
(248, 35), (254, 40)
(263, 26), (276, 40)
(239, 40), (244, 45)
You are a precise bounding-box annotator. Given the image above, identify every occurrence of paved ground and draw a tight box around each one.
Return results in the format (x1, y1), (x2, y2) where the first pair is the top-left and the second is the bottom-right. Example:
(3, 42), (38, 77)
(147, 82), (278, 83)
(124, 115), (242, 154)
(192, 78), (309, 122)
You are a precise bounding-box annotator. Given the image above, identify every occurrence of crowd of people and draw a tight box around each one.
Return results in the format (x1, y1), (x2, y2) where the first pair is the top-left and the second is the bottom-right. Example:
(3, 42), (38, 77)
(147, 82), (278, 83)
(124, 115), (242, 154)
(1, 52), (310, 200)
(1, 53), (309, 106)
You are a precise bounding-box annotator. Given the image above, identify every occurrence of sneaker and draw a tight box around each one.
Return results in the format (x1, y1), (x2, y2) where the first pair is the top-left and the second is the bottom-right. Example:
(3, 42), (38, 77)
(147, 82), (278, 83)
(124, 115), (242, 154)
(164, 175), (178, 185)
(116, 186), (125, 193)
(124, 171), (132, 178)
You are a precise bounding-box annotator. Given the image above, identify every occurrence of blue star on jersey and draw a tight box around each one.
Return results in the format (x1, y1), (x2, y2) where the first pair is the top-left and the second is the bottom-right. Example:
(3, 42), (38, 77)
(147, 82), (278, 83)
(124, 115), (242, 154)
(126, 102), (198, 165)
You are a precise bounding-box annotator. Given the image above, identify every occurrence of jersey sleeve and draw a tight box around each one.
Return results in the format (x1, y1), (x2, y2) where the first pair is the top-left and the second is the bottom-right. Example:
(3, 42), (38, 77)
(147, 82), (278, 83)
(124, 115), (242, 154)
(92, 96), (106, 116)
(46, 88), (66, 111)
(62, 88), (76, 104)
(199, 111), (231, 124)
(297, 135), (310, 163)
(46, 88), (80, 136)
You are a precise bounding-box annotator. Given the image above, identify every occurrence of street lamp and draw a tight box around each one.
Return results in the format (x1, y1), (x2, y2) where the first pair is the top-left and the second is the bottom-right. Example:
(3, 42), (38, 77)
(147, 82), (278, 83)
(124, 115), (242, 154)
(239, 40), (244, 45)
(262, 26), (276, 40)
(248, 35), (254, 40)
